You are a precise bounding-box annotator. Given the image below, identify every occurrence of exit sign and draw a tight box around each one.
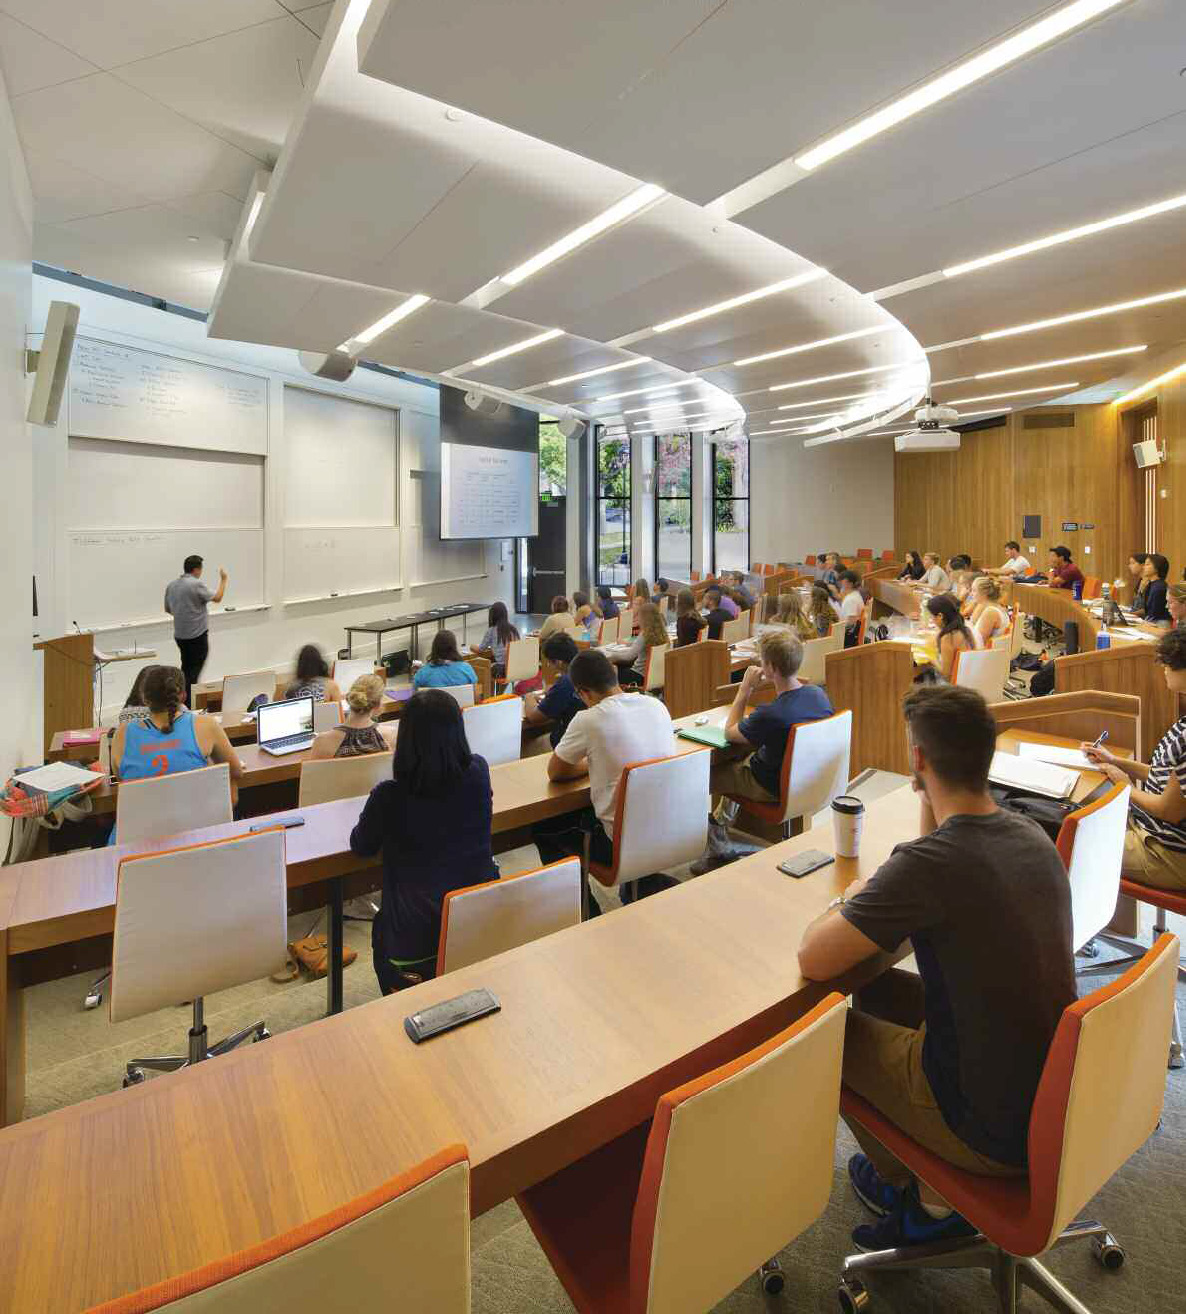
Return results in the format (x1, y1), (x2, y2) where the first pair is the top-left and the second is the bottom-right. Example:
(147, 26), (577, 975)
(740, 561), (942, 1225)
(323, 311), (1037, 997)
(1061, 521), (1079, 531)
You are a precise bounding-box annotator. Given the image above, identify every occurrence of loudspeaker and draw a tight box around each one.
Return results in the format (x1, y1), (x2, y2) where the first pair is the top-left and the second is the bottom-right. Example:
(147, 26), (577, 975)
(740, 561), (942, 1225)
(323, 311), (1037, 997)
(464, 390), (506, 417)
(27, 299), (79, 426)
(1022, 514), (1041, 540)
(558, 415), (586, 440)
(298, 349), (356, 382)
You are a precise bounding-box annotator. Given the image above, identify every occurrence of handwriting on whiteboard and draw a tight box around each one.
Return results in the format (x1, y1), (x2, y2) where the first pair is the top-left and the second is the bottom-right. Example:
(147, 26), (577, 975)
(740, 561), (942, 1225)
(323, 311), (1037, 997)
(71, 532), (168, 548)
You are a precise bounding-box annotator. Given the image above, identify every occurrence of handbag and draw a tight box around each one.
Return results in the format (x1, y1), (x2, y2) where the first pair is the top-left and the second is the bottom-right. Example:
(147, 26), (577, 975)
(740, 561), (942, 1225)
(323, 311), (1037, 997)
(288, 932), (357, 978)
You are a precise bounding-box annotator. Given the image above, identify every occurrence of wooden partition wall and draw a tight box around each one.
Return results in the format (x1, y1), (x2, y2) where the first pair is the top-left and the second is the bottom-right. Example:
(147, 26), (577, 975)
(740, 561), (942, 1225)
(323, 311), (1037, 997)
(990, 690), (1142, 759)
(823, 641), (915, 776)
(1054, 642), (1176, 757)
(663, 640), (730, 721)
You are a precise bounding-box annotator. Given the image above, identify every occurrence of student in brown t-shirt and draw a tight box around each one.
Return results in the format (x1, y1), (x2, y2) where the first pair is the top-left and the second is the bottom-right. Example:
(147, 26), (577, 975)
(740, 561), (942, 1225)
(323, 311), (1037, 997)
(799, 685), (1074, 1252)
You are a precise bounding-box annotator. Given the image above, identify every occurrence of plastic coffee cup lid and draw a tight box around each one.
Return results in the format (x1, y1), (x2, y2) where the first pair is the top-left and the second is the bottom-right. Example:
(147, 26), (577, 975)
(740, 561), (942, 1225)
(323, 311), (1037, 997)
(832, 794), (864, 814)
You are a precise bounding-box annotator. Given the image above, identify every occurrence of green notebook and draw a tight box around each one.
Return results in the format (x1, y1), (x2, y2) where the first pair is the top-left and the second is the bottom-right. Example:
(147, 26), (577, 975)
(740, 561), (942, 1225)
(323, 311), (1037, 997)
(677, 725), (730, 749)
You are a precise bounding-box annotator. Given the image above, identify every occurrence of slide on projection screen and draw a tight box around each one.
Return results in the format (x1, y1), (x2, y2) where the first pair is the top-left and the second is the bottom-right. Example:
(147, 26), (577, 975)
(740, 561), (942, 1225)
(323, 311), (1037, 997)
(438, 384), (541, 541)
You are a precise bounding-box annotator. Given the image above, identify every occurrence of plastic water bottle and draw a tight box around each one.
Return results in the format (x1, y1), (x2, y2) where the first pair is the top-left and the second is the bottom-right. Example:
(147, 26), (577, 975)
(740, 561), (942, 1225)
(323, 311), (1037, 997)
(1072, 579), (1083, 601)
(1096, 621), (1111, 650)
(1102, 581), (1112, 602)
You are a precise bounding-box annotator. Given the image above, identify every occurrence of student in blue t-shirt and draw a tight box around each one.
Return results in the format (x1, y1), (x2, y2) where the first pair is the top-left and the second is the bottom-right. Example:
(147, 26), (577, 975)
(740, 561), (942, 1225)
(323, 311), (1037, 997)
(695, 628), (833, 868)
(412, 630), (478, 690)
(524, 633), (584, 747)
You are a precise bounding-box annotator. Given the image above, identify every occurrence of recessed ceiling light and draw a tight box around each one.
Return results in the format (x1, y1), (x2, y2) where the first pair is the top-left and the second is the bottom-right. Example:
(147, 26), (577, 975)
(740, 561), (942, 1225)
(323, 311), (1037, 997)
(545, 357), (652, 388)
(734, 325), (883, 367)
(942, 192), (1186, 278)
(979, 288), (1186, 341)
(946, 382), (1077, 405)
(1114, 360), (1186, 405)
(794, 0), (1129, 171)
(652, 269), (827, 334)
(342, 293), (431, 350)
(501, 184), (665, 287)
(466, 327), (564, 370)
(769, 361), (917, 392)
(931, 345), (1147, 386)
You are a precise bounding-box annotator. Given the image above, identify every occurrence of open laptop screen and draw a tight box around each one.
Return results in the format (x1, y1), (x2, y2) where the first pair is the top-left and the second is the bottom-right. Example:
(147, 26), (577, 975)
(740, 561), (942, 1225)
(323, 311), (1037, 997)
(257, 695), (314, 743)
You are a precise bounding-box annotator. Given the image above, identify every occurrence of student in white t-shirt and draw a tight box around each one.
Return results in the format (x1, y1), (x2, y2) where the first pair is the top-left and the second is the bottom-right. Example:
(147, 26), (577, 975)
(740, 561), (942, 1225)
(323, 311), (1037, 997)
(994, 540), (1032, 577)
(837, 570), (866, 648)
(920, 552), (951, 592)
(533, 649), (675, 909)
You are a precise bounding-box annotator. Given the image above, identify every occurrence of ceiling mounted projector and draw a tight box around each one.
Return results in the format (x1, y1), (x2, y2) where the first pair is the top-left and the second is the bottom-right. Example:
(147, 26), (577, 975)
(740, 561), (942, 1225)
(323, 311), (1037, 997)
(299, 349), (356, 382)
(464, 390), (506, 417)
(894, 399), (961, 453)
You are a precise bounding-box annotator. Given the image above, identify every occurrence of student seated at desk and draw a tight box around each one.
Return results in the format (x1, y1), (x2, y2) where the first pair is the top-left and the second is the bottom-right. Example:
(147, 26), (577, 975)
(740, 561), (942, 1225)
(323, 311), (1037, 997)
(612, 602), (669, 687)
(993, 540), (1031, 577)
(1046, 544), (1084, 592)
(595, 584), (620, 620)
(285, 644), (342, 704)
(926, 594), (979, 681)
(1169, 583), (1186, 628)
(1083, 628), (1186, 893)
(727, 570), (757, 611)
(350, 689), (497, 992)
(968, 575), (1009, 645)
(772, 590), (815, 642)
(651, 578), (672, 607)
(537, 595), (583, 645)
(819, 551), (842, 597)
(1135, 552), (1171, 624)
(675, 588), (707, 645)
(523, 633), (584, 748)
(572, 590), (599, 635)
(799, 685), (1074, 1252)
(309, 674), (391, 759)
(1127, 551), (1151, 612)
(919, 552), (951, 593)
(532, 650), (674, 900)
(630, 578), (651, 628)
(810, 584), (840, 637)
(108, 666), (243, 843)
(897, 550), (925, 582)
(413, 630), (478, 690)
(474, 601), (521, 678)
(702, 586), (735, 639)
(118, 664), (158, 724)
(837, 570), (865, 648)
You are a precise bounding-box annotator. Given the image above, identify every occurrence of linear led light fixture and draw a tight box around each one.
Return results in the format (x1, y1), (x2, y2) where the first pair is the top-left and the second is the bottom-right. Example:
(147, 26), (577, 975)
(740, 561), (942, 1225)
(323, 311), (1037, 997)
(980, 288), (1186, 341)
(734, 324), (883, 367)
(1114, 361), (1186, 406)
(946, 382), (1077, 405)
(341, 293), (430, 351)
(501, 184), (665, 286)
(776, 391), (869, 411)
(465, 328), (564, 370)
(769, 361), (913, 392)
(794, 0), (1129, 171)
(931, 345), (1147, 386)
(943, 193), (1186, 278)
(769, 412), (845, 425)
(622, 396), (711, 415)
(652, 269), (827, 333)
(545, 357), (651, 388)
(632, 408), (731, 427)
(593, 381), (694, 403)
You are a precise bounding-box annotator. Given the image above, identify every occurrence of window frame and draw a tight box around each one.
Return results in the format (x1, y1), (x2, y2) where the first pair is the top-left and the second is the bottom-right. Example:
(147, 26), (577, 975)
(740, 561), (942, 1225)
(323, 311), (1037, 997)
(595, 430), (632, 588)
(653, 432), (692, 584)
(710, 437), (750, 577)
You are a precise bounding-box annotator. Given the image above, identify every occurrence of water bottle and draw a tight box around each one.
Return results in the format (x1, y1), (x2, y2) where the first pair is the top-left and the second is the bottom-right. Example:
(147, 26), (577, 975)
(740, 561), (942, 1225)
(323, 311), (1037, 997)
(1096, 621), (1111, 651)
(1102, 581), (1112, 601)
(1072, 579), (1083, 602)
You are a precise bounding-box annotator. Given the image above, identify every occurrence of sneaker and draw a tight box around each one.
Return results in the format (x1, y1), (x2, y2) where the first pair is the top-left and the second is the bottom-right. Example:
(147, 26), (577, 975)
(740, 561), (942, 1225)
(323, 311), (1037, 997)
(706, 818), (732, 857)
(847, 1153), (901, 1218)
(852, 1184), (977, 1253)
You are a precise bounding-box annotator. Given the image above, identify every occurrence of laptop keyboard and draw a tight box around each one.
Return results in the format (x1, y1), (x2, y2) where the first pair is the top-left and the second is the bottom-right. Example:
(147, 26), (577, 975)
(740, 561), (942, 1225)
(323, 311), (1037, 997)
(269, 733), (313, 749)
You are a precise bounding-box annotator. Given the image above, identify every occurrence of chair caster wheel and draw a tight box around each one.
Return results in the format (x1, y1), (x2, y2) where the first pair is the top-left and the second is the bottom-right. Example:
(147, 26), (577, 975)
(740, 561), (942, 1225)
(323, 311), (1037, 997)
(839, 1276), (869, 1311)
(253, 1027), (270, 1042)
(758, 1257), (784, 1294)
(1093, 1233), (1125, 1270)
(1169, 1043), (1184, 1071)
(84, 992), (102, 1010)
(123, 1068), (145, 1088)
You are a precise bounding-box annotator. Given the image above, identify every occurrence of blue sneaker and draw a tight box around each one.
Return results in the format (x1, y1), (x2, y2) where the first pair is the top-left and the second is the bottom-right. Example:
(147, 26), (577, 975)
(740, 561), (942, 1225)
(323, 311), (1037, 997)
(847, 1153), (901, 1218)
(852, 1184), (977, 1252)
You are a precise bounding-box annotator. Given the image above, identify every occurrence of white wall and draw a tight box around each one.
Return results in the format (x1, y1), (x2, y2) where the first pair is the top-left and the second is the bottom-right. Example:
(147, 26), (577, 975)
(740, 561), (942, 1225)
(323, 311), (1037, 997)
(750, 436), (895, 565)
(31, 276), (514, 718)
(0, 71), (33, 801)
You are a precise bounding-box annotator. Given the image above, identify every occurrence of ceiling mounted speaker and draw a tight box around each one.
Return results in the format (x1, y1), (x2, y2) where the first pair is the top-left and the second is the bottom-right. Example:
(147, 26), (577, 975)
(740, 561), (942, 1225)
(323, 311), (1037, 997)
(558, 415), (586, 440)
(298, 349), (356, 382)
(463, 390), (506, 417)
(26, 299), (79, 426)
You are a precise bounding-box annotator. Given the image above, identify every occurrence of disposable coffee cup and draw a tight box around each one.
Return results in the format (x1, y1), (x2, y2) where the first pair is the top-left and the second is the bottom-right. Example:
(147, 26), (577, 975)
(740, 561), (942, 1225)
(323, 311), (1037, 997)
(832, 795), (864, 858)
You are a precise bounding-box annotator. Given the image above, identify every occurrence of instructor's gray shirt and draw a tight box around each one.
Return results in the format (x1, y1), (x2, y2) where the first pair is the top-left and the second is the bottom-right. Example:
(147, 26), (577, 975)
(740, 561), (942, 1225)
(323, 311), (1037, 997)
(164, 574), (213, 640)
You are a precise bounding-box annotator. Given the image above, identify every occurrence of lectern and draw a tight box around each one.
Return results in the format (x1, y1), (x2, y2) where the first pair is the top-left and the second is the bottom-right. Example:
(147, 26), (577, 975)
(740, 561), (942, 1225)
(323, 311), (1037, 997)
(34, 633), (93, 755)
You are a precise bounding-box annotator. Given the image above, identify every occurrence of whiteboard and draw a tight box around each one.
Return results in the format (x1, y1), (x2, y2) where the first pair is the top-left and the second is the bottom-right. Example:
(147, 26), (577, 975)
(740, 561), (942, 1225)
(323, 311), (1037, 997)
(283, 527), (401, 602)
(440, 442), (537, 539)
(412, 476), (485, 584)
(283, 387), (396, 528)
(67, 529), (264, 631)
(68, 438), (263, 531)
(68, 336), (268, 456)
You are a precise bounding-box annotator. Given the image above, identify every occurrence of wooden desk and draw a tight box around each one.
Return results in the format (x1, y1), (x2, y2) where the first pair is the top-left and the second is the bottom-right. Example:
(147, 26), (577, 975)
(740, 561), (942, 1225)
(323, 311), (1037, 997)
(0, 786), (915, 1313)
(868, 577), (922, 620)
(1053, 641), (1177, 760)
(1010, 582), (1101, 648)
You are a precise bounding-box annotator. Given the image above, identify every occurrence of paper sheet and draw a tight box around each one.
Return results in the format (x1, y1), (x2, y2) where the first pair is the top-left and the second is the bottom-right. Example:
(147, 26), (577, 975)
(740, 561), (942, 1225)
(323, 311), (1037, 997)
(1017, 741), (1094, 771)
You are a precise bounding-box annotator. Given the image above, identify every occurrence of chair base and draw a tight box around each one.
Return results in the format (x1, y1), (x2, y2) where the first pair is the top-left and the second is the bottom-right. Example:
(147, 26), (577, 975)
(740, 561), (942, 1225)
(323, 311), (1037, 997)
(123, 999), (269, 1088)
(84, 968), (111, 1010)
(839, 1219), (1123, 1314)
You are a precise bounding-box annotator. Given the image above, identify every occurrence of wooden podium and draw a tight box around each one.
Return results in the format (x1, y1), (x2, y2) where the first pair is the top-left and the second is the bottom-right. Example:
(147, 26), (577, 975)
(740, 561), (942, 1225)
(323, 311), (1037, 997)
(34, 633), (94, 755)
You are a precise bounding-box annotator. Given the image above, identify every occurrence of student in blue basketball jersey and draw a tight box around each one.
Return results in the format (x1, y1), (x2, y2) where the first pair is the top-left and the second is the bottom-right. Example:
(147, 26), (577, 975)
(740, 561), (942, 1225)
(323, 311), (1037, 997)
(108, 666), (243, 834)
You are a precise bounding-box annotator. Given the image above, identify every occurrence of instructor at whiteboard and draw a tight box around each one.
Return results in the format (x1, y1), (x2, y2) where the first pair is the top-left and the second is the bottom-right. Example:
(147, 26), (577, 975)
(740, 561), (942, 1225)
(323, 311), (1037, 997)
(164, 554), (227, 704)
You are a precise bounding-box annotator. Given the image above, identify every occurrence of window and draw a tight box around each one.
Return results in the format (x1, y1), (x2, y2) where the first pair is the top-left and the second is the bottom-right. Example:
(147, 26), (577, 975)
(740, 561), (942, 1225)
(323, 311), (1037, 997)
(596, 432), (631, 587)
(712, 438), (750, 575)
(654, 432), (691, 583)
(538, 417), (566, 499)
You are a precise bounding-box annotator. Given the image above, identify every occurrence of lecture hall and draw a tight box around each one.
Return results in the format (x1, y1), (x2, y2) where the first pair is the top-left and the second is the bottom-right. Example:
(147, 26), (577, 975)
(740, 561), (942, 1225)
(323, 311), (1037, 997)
(0, 1), (1184, 1311)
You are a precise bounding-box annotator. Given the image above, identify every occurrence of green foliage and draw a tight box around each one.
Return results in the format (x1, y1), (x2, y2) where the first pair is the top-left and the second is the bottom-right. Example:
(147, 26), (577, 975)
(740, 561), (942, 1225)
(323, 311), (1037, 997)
(598, 436), (631, 498)
(539, 421), (566, 496)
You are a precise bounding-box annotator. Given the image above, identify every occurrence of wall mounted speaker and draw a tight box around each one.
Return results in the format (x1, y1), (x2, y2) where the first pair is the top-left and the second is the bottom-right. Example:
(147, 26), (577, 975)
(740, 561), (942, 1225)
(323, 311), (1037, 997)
(463, 390), (506, 417)
(26, 299), (79, 426)
(298, 349), (356, 382)
(558, 415), (586, 440)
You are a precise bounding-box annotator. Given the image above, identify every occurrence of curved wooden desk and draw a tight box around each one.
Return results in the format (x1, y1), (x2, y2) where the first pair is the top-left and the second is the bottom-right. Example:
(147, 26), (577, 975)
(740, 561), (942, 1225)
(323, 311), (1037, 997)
(1009, 582), (1101, 646)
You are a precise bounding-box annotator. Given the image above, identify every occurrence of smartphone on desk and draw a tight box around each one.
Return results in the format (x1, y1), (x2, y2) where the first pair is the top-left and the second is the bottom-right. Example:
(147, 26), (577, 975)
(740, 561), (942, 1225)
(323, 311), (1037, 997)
(778, 849), (835, 879)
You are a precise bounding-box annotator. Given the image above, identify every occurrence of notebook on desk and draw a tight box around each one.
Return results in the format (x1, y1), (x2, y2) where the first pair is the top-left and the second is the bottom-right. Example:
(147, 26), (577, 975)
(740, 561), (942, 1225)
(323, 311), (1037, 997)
(988, 750), (1076, 799)
(677, 725), (731, 749)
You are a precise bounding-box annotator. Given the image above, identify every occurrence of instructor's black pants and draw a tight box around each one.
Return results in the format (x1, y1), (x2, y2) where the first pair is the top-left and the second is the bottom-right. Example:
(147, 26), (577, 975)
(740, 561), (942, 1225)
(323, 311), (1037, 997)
(176, 632), (209, 706)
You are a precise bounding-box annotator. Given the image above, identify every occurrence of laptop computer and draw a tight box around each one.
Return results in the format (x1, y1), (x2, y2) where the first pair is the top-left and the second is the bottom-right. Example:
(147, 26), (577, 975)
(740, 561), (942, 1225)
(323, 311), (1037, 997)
(256, 695), (316, 756)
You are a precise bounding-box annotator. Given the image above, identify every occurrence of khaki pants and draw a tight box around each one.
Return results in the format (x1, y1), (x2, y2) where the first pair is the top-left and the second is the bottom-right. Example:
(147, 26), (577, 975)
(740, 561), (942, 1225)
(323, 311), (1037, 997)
(1121, 823), (1186, 892)
(709, 753), (778, 823)
(842, 971), (1022, 1189)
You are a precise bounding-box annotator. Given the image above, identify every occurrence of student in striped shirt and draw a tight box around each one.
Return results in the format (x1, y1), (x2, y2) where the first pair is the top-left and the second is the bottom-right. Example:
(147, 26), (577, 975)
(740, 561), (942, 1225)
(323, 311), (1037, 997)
(1082, 627), (1186, 891)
